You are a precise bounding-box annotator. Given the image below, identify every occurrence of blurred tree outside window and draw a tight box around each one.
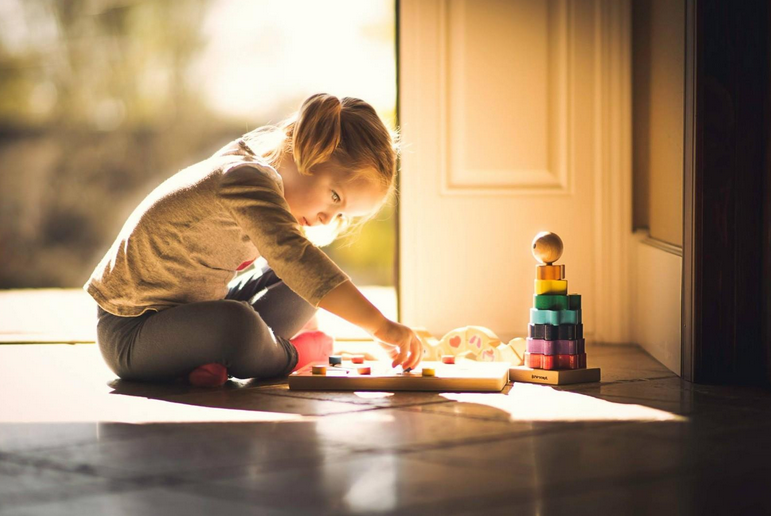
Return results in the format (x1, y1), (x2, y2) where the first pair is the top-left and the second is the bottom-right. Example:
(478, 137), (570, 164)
(0, 0), (397, 288)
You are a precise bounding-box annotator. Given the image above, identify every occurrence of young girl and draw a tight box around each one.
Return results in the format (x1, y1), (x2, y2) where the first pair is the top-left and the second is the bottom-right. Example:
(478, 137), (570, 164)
(85, 93), (422, 387)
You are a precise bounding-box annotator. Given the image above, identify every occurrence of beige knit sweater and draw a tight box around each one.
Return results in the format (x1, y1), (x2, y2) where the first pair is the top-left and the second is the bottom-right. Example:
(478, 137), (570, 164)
(84, 139), (350, 317)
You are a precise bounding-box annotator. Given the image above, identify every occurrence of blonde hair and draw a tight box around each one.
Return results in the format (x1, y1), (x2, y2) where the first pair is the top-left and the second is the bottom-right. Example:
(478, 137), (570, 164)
(242, 94), (399, 246)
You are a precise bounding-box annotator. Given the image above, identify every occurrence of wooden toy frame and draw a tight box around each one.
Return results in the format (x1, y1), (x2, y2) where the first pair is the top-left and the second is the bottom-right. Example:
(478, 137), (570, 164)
(288, 360), (511, 392)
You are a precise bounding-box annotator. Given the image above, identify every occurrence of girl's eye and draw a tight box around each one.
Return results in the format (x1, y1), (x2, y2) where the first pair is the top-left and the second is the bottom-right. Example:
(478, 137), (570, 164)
(332, 191), (341, 203)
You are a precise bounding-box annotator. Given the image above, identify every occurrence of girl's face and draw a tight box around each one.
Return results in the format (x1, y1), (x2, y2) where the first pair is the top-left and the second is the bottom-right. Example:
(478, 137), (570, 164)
(278, 154), (385, 227)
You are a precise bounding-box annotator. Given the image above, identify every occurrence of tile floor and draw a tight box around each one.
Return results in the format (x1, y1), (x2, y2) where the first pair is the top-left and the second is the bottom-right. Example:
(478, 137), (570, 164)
(1, 341), (770, 515)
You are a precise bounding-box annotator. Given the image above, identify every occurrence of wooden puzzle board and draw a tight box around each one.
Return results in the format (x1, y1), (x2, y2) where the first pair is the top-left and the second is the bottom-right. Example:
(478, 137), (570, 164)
(288, 360), (510, 392)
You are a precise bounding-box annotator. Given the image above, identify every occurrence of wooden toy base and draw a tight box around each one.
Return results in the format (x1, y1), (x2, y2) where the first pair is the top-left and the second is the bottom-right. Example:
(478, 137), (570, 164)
(508, 366), (601, 385)
(288, 360), (510, 392)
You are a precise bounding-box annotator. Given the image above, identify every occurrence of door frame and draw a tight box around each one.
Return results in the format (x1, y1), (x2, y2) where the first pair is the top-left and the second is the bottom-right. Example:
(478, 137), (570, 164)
(682, 0), (771, 384)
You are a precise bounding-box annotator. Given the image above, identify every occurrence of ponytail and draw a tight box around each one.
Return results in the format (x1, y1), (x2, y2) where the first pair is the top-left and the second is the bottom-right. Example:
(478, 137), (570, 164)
(292, 93), (343, 176)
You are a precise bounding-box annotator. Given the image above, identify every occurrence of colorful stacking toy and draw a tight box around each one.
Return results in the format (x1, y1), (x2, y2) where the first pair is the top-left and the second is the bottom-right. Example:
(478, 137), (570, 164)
(524, 231), (587, 371)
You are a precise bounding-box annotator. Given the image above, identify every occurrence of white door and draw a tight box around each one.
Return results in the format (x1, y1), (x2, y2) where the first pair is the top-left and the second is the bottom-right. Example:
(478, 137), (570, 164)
(398, 0), (632, 344)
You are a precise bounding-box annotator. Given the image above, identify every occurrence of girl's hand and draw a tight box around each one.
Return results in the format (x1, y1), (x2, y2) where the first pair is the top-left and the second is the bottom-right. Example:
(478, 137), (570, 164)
(372, 319), (423, 371)
(315, 280), (422, 369)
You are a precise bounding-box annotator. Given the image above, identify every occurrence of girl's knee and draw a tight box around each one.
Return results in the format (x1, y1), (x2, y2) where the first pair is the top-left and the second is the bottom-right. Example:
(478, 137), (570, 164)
(213, 301), (270, 350)
(215, 300), (260, 332)
(205, 300), (291, 379)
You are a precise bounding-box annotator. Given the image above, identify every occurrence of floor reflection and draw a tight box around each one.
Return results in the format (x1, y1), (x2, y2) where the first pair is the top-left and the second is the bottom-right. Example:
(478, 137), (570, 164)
(340, 454), (397, 513)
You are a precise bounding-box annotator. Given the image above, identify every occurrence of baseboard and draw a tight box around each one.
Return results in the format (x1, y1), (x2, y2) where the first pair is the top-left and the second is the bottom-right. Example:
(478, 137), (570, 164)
(630, 230), (682, 374)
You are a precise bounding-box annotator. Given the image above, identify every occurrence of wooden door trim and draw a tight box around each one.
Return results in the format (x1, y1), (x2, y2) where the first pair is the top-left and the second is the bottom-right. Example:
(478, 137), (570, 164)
(681, 0), (697, 382)
(682, 0), (771, 384)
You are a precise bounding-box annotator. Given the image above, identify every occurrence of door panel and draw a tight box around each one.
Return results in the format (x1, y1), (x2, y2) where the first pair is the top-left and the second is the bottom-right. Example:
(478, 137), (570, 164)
(399, 0), (631, 343)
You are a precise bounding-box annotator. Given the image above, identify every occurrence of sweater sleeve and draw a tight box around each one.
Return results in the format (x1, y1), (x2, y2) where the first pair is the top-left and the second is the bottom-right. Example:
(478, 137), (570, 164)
(217, 164), (350, 307)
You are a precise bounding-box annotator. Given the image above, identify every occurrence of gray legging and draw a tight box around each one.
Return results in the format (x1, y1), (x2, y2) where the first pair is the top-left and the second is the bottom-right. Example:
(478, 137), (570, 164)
(96, 260), (316, 382)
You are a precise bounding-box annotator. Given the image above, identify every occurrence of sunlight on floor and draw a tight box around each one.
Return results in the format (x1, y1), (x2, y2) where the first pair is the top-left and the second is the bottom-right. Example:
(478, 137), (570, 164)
(442, 383), (688, 422)
(3, 384), (685, 425)
(0, 341), (685, 426)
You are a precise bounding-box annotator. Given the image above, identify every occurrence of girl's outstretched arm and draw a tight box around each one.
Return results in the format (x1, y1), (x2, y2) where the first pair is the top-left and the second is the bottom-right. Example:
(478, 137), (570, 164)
(318, 280), (423, 370)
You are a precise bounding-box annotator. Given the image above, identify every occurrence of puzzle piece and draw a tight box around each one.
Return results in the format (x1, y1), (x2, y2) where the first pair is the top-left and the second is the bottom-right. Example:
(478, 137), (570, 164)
(524, 352), (586, 370)
(492, 341), (521, 365)
(529, 308), (582, 325)
(414, 327), (442, 360)
(534, 279), (568, 295)
(507, 337), (526, 365)
(536, 264), (565, 280)
(439, 325), (502, 356)
(568, 294), (582, 310)
(411, 326), (523, 365)
(533, 294), (569, 310)
(526, 338), (585, 355)
(456, 350), (477, 361)
(528, 323), (583, 340)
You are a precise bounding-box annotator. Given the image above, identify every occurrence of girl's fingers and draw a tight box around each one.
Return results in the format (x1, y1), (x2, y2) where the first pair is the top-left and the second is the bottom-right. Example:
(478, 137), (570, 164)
(377, 341), (400, 359)
(398, 337), (422, 371)
(392, 343), (410, 368)
(381, 331), (422, 370)
(407, 336), (423, 370)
